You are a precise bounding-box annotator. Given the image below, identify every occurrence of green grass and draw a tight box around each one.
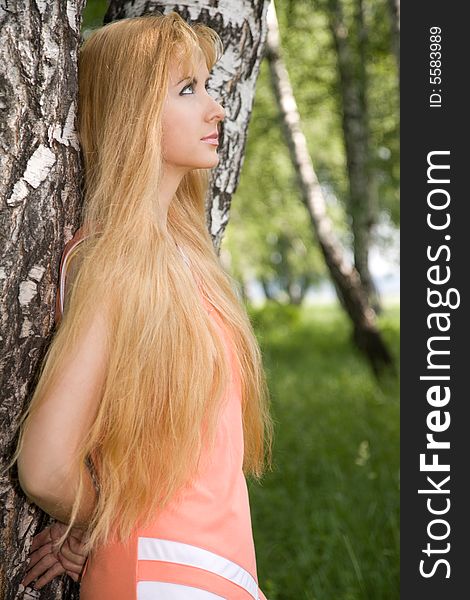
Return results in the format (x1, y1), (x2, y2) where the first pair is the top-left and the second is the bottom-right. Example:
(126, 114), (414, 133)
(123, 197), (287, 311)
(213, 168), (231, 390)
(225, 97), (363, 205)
(246, 302), (400, 600)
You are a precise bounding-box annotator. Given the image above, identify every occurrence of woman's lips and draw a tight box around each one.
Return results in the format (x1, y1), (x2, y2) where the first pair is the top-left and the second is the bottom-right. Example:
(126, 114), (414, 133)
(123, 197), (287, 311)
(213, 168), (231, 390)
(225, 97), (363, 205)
(201, 131), (219, 145)
(201, 138), (219, 145)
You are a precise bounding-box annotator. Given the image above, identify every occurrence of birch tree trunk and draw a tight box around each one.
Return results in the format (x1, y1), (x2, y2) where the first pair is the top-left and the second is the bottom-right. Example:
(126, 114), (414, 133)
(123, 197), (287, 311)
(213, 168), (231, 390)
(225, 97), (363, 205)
(327, 0), (381, 313)
(104, 0), (270, 254)
(0, 2), (86, 598)
(265, 1), (393, 375)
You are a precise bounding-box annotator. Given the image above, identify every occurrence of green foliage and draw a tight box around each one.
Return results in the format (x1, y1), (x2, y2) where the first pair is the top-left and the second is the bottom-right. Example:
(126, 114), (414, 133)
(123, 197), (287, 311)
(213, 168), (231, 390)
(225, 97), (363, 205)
(248, 302), (399, 599)
(225, 0), (399, 295)
(285, 0), (399, 224)
(250, 301), (303, 333)
(81, 0), (108, 32)
(223, 58), (333, 302)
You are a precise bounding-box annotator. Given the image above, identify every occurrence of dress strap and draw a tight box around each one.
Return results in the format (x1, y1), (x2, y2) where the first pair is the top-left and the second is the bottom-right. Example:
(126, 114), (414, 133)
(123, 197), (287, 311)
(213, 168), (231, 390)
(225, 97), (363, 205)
(55, 229), (88, 325)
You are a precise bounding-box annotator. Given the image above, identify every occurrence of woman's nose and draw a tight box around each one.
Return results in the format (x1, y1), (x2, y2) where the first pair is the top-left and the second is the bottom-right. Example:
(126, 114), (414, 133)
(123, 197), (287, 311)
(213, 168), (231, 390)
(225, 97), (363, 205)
(207, 95), (225, 122)
(215, 102), (225, 122)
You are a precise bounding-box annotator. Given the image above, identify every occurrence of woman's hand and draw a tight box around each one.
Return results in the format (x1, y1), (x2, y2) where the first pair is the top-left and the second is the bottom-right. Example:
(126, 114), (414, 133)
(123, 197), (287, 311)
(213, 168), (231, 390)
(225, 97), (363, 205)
(20, 521), (89, 590)
(57, 525), (89, 582)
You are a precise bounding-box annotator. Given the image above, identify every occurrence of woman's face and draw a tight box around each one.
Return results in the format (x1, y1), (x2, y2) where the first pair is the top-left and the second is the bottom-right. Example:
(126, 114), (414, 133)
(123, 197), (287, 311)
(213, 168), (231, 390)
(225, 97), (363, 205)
(162, 52), (225, 175)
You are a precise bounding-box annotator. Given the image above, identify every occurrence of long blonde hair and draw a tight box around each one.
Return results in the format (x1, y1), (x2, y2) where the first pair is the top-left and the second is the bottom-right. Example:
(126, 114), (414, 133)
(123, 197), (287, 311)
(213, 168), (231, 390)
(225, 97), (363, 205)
(9, 12), (273, 556)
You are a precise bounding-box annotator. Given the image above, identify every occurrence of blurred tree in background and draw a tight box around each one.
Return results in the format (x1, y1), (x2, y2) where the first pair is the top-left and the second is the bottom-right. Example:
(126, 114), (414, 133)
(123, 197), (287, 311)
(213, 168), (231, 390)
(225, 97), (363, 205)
(223, 0), (399, 308)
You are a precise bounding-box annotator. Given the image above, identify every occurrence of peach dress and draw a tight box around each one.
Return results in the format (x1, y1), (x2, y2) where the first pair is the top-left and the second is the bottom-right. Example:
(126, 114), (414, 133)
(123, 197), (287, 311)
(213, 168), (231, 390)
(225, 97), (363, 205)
(55, 229), (268, 600)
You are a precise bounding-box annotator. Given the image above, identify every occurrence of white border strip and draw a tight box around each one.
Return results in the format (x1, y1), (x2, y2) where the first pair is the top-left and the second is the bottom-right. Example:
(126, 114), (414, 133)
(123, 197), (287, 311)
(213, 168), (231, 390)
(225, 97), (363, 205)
(138, 537), (259, 599)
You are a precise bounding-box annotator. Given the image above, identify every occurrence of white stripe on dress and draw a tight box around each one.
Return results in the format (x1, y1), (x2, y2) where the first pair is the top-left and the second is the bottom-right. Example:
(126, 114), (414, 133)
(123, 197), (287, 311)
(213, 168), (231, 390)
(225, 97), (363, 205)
(137, 537), (259, 599)
(137, 581), (225, 600)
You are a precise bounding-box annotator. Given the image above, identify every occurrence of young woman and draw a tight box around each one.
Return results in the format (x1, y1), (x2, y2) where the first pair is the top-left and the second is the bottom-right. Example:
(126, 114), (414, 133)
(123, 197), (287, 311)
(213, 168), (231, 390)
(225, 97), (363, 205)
(10, 11), (273, 600)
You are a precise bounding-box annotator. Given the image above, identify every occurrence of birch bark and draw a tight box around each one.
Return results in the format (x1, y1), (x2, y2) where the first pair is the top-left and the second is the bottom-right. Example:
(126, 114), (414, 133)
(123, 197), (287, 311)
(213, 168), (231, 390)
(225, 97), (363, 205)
(0, 2), (86, 597)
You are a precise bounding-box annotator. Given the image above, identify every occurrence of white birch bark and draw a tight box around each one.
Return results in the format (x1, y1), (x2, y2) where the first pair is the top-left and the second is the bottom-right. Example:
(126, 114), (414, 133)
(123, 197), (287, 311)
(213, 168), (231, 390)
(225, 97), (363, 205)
(0, 1), (86, 598)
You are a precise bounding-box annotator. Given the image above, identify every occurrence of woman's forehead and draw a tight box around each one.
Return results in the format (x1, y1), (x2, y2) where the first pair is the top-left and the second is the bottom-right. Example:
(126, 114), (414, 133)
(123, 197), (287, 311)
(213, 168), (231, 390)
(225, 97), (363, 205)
(171, 48), (208, 81)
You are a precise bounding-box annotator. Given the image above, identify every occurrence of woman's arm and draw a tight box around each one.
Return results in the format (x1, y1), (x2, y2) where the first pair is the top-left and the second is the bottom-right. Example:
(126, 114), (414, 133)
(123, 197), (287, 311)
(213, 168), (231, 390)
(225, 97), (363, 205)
(17, 304), (109, 527)
(25, 465), (98, 529)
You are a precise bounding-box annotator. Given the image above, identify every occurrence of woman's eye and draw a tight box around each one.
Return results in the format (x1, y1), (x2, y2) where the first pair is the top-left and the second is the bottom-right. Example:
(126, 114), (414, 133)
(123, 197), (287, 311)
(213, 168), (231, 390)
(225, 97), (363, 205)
(180, 84), (194, 95)
(180, 82), (211, 95)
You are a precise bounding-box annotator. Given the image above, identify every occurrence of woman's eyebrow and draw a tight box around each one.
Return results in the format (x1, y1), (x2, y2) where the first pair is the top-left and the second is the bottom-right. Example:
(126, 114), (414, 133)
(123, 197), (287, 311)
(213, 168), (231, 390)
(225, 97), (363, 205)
(176, 76), (211, 86)
(177, 76), (192, 85)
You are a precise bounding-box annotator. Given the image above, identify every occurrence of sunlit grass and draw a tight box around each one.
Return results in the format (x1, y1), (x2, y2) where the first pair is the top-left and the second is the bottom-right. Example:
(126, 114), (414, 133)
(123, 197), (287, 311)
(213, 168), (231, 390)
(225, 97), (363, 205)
(247, 302), (399, 600)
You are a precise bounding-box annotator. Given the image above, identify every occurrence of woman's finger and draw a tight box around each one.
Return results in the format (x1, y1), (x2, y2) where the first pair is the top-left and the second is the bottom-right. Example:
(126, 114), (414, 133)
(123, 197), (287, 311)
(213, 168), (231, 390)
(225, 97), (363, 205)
(58, 554), (83, 574)
(31, 561), (65, 590)
(59, 534), (89, 563)
(58, 541), (87, 574)
(49, 524), (68, 549)
(58, 554), (86, 575)
(61, 535), (86, 559)
(66, 569), (80, 582)
(25, 542), (53, 570)
(58, 541), (84, 573)
(21, 552), (60, 588)
(69, 526), (87, 541)
(30, 527), (52, 552)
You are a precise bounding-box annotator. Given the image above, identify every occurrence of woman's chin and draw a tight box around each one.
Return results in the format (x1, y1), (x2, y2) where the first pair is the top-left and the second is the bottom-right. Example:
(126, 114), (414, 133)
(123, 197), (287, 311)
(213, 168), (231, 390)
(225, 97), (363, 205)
(193, 155), (220, 169)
